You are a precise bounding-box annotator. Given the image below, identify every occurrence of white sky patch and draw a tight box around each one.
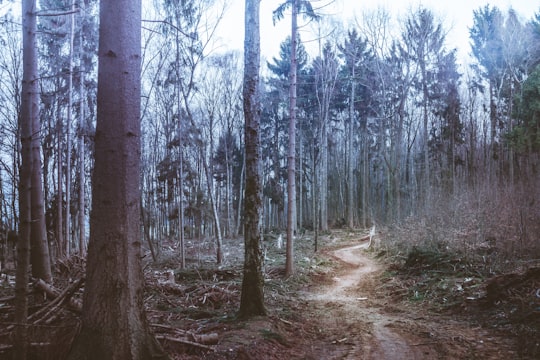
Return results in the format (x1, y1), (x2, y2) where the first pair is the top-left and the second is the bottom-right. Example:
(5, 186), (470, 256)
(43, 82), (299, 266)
(216, 0), (540, 65)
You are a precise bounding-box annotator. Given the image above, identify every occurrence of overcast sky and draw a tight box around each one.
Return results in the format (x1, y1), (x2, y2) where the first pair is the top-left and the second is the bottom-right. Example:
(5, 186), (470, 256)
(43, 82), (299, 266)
(216, 0), (540, 64)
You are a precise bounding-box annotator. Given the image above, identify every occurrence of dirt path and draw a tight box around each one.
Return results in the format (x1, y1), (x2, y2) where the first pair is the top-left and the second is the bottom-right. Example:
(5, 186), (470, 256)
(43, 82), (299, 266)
(304, 239), (518, 359)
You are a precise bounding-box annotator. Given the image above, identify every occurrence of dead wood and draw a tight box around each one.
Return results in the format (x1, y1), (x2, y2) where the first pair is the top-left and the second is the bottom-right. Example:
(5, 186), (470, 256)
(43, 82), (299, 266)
(33, 278), (83, 313)
(485, 267), (540, 304)
(190, 333), (219, 345)
(156, 335), (216, 351)
(0, 296), (15, 303)
(151, 323), (218, 349)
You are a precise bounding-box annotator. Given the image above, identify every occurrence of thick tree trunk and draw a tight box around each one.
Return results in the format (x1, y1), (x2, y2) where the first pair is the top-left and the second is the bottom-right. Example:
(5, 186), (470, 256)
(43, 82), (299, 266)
(14, 1), (37, 357)
(239, 0), (266, 319)
(67, 1), (167, 358)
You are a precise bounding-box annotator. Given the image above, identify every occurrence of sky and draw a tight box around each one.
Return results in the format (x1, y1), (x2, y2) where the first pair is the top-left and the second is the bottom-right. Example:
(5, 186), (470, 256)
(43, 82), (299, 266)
(216, 0), (540, 64)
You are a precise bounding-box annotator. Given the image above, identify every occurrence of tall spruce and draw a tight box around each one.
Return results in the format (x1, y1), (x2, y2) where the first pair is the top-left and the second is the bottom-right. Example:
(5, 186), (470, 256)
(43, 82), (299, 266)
(67, 0), (167, 357)
(14, 0), (38, 356)
(273, 0), (319, 277)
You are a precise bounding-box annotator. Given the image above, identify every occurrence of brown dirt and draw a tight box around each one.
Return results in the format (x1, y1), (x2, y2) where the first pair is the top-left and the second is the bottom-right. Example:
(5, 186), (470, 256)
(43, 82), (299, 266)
(153, 231), (522, 359)
(0, 230), (532, 359)
(299, 239), (518, 360)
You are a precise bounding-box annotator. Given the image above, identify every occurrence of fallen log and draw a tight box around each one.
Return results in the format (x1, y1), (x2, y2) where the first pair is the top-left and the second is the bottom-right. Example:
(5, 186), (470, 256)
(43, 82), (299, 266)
(33, 278), (83, 313)
(30, 278), (83, 324)
(190, 333), (219, 345)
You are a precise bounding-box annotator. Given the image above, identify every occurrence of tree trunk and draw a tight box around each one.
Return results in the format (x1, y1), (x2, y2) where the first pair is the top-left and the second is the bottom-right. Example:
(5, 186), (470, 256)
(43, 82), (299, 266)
(65, 5), (75, 254)
(177, 154), (185, 268)
(201, 143), (223, 264)
(67, 1), (167, 358)
(320, 112), (328, 231)
(235, 157), (245, 237)
(347, 65), (355, 229)
(285, 0), (298, 277)
(421, 63), (431, 208)
(30, 2), (52, 282)
(298, 126), (303, 230)
(239, 0), (266, 319)
(78, 28), (86, 255)
(14, 1), (37, 356)
(175, 29), (185, 269)
(57, 108), (64, 257)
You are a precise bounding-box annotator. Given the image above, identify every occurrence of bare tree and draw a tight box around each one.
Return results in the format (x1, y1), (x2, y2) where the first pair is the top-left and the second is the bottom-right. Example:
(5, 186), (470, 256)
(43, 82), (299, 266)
(239, 0), (266, 319)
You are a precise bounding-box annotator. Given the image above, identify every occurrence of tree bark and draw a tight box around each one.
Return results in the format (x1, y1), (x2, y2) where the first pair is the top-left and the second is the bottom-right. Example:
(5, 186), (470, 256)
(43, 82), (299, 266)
(67, 0), (167, 358)
(14, 1), (37, 357)
(65, 3), (75, 254)
(29, 0), (52, 283)
(239, 0), (266, 319)
(285, 0), (298, 277)
(347, 64), (355, 229)
(78, 27), (86, 255)
(57, 102), (64, 257)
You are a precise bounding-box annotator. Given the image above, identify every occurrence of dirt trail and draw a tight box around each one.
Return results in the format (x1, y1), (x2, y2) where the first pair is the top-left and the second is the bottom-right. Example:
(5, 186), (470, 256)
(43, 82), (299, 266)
(304, 239), (518, 359)
(307, 241), (429, 359)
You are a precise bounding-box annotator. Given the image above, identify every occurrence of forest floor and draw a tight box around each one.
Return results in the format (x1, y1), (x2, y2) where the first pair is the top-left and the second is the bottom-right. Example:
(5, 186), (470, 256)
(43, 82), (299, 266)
(0, 229), (539, 359)
(145, 229), (538, 359)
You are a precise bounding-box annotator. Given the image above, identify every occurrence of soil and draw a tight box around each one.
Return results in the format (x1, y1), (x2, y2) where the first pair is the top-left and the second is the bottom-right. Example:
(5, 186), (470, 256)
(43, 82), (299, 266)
(0, 230), (538, 359)
(151, 231), (526, 359)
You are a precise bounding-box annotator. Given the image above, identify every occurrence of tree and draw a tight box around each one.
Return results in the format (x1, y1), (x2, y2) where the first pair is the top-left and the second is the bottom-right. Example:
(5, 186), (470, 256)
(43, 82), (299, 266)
(264, 36), (308, 230)
(510, 63), (540, 156)
(0, 11), (23, 238)
(239, 0), (266, 319)
(338, 29), (374, 228)
(29, 6), (53, 281)
(313, 41), (339, 232)
(67, 0), (167, 358)
(273, 0), (319, 277)
(431, 50), (463, 194)
(470, 5), (504, 181)
(14, 1), (38, 356)
(403, 6), (447, 206)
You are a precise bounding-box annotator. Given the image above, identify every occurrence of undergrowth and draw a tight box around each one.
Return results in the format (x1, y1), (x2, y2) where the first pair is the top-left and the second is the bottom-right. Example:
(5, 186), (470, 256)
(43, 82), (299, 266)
(375, 185), (540, 359)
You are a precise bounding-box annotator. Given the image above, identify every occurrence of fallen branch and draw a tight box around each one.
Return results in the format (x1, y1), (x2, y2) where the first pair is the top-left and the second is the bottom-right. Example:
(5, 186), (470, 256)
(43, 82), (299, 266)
(151, 323), (218, 345)
(278, 318), (292, 326)
(190, 333), (219, 345)
(33, 278), (83, 313)
(31, 278), (84, 323)
(0, 296), (15, 303)
(156, 335), (216, 351)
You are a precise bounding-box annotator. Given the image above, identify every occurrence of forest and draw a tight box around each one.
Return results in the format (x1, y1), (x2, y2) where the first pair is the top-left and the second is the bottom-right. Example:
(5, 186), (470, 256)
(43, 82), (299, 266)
(0, 0), (539, 359)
